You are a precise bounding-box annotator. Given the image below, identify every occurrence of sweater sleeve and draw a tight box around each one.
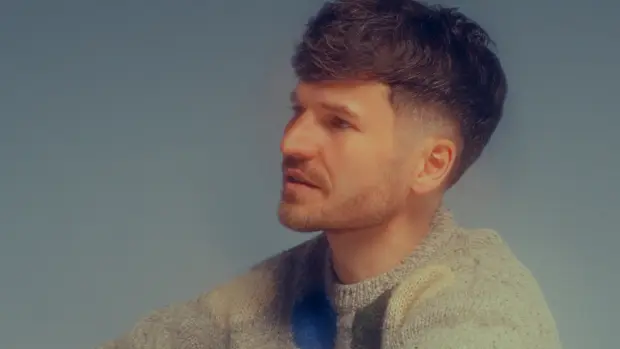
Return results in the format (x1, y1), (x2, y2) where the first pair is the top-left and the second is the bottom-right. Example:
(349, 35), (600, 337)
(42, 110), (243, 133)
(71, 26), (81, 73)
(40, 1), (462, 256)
(392, 277), (563, 349)
(96, 297), (228, 349)
(403, 322), (538, 349)
(385, 230), (562, 349)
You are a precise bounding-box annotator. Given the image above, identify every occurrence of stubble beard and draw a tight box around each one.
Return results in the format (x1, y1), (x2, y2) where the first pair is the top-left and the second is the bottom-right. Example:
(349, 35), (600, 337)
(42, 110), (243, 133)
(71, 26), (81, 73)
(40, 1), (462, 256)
(277, 177), (404, 233)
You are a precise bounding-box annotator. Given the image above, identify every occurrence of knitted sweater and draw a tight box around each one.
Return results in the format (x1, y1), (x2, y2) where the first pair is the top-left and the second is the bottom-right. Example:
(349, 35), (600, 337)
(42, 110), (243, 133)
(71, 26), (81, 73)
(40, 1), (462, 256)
(99, 209), (562, 348)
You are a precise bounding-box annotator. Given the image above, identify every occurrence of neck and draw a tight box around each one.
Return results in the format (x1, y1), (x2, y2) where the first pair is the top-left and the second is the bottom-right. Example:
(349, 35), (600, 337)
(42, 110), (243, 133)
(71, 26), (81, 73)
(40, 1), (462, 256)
(325, 204), (438, 285)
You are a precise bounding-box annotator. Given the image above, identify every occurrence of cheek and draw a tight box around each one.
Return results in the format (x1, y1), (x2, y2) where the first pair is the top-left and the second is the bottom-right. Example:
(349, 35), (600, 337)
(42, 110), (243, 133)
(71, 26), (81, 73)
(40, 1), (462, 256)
(331, 151), (390, 190)
(325, 133), (397, 190)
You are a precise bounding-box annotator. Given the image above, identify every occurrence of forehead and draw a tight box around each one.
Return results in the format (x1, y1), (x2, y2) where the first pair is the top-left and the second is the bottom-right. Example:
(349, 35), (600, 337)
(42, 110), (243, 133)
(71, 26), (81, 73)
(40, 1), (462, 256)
(292, 81), (394, 119)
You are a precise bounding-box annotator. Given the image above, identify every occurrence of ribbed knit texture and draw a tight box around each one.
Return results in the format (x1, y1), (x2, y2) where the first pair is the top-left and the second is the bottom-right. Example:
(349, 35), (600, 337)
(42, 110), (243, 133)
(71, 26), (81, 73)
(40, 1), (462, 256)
(99, 208), (562, 348)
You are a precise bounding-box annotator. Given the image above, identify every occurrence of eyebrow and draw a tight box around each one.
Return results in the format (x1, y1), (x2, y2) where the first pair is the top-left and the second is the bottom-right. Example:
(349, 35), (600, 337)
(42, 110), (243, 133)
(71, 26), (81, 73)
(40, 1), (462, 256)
(289, 91), (361, 121)
(318, 102), (361, 121)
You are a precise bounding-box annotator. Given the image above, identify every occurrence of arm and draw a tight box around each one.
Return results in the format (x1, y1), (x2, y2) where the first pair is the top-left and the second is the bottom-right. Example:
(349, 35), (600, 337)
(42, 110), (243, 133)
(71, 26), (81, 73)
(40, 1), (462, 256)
(97, 298), (228, 349)
(391, 290), (562, 349)
(383, 245), (562, 349)
(402, 322), (527, 349)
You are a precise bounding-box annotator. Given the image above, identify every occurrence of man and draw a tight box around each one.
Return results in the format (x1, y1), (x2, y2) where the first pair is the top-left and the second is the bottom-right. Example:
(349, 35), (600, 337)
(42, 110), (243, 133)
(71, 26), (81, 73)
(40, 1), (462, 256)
(100, 0), (562, 348)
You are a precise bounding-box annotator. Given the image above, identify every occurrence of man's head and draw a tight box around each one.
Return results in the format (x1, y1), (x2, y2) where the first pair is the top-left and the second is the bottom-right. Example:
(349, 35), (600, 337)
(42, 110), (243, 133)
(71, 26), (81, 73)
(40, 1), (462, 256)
(278, 0), (507, 232)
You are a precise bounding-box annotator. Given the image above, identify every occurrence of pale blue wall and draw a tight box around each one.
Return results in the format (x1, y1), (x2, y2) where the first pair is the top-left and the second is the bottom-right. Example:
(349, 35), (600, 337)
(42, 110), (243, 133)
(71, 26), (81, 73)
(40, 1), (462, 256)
(1, 1), (617, 348)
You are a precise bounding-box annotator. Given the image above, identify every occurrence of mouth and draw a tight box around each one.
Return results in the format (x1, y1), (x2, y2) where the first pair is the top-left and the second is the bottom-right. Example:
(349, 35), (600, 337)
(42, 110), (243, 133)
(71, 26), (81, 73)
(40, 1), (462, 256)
(283, 169), (318, 188)
(285, 176), (312, 187)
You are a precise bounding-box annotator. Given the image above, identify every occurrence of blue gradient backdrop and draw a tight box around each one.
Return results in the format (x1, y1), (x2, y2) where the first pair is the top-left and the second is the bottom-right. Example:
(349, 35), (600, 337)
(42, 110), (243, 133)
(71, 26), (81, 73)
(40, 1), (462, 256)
(1, 1), (617, 348)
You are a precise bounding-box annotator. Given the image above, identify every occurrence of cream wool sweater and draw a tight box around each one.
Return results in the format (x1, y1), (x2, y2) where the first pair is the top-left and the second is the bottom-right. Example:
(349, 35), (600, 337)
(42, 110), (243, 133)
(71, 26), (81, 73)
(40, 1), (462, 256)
(99, 209), (562, 348)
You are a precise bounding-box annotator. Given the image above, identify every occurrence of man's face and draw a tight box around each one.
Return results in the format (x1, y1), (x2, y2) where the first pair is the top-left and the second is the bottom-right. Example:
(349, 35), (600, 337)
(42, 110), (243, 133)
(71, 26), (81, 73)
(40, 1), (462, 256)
(277, 81), (415, 232)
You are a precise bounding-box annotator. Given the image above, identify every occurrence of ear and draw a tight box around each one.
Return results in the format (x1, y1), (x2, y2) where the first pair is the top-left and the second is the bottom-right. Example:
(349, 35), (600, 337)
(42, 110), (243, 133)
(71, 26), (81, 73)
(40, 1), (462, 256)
(410, 138), (457, 194)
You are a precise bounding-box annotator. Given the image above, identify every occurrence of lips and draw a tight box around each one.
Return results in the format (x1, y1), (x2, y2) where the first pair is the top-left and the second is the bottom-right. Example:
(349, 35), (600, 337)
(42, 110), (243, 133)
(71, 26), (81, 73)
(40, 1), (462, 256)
(283, 169), (318, 188)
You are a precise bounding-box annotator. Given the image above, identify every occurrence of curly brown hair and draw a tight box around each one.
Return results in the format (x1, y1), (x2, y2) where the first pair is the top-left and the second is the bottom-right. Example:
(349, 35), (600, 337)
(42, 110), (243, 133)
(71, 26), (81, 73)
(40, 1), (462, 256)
(292, 0), (507, 185)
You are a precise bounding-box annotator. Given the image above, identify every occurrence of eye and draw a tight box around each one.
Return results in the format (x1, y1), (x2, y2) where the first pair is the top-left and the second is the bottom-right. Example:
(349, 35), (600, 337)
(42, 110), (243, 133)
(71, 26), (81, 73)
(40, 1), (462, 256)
(329, 116), (352, 130)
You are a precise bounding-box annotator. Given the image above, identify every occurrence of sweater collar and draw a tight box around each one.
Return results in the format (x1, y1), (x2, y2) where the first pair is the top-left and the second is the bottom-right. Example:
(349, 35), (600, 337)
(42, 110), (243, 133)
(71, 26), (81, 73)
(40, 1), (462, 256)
(323, 206), (458, 313)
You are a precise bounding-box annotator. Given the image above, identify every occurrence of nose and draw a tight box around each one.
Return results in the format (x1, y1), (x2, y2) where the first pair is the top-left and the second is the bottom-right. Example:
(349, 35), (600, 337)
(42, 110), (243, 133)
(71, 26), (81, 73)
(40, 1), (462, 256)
(280, 114), (320, 160)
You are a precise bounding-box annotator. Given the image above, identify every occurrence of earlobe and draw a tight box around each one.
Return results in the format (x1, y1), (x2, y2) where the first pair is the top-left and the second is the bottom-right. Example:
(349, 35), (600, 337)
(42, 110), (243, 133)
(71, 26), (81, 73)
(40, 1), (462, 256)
(411, 140), (456, 193)
(409, 157), (436, 194)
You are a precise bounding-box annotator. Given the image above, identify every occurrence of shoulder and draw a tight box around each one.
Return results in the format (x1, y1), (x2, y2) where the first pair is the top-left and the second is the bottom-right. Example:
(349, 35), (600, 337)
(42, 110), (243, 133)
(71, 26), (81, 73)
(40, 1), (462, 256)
(97, 298), (224, 349)
(200, 235), (325, 322)
(99, 236), (324, 349)
(386, 228), (562, 348)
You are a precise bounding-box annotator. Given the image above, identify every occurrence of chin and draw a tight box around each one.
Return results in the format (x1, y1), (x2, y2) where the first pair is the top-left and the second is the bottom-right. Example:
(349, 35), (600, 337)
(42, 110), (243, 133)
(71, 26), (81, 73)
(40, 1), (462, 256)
(285, 225), (321, 233)
(277, 203), (323, 233)
(278, 217), (322, 233)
